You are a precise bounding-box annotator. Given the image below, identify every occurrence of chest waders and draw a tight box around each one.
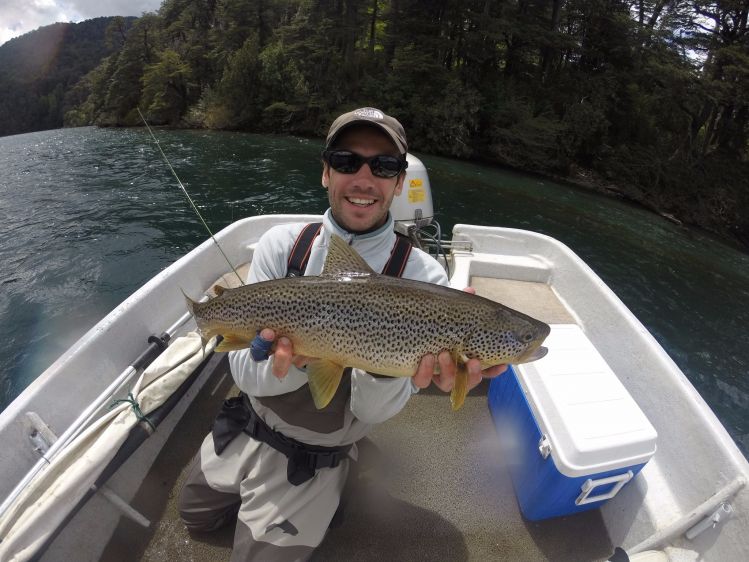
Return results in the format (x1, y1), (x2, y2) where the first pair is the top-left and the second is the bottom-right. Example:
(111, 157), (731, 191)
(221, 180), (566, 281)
(211, 223), (413, 485)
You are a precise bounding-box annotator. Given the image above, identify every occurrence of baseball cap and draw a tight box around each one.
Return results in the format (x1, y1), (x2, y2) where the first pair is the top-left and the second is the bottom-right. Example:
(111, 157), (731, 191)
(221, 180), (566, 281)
(326, 107), (408, 155)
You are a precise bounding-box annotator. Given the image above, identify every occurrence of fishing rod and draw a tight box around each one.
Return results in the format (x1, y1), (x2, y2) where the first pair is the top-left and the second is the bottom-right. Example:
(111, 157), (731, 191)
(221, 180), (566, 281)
(137, 108), (244, 286)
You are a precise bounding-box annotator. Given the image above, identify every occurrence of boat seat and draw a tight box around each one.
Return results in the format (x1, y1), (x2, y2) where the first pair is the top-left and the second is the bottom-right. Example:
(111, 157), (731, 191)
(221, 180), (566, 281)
(470, 276), (576, 324)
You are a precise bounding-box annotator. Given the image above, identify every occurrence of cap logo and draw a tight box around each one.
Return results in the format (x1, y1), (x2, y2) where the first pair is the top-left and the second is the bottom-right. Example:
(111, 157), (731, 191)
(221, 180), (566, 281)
(354, 108), (384, 120)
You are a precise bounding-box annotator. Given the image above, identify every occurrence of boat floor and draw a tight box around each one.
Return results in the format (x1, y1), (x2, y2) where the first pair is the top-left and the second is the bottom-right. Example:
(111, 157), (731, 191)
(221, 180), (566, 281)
(100, 278), (613, 561)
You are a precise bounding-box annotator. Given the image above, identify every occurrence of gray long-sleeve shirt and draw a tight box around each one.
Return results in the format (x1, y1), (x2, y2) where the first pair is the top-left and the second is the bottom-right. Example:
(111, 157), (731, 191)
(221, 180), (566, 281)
(229, 210), (448, 447)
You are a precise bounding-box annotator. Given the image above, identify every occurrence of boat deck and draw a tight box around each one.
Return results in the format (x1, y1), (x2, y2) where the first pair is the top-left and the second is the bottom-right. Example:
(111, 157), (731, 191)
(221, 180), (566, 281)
(99, 277), (613, 561)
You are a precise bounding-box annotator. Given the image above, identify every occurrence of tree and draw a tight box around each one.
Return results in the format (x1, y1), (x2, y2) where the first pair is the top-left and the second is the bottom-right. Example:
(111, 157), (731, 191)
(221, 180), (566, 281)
(691, 1), (749, 159)
(101, 14), (162, 125)
(43, 0), (747, 245)
(141, 49), (192, 124)
(212, 34), (263, 128)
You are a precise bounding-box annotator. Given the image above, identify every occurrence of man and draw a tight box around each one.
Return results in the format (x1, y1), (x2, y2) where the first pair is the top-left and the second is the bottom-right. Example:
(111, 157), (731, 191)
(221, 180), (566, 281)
(178, 107), (505, 561)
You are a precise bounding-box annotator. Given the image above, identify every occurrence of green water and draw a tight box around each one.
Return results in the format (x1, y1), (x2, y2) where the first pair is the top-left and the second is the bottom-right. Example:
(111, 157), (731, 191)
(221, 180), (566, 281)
(1, 127), (748, 456)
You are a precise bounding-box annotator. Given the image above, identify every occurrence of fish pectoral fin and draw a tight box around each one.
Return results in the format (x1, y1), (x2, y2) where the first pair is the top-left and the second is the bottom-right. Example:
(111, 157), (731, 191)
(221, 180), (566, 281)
(306, 360), (346, 409)
(450, 354), (469, 411)
(215, 333), (253, 352)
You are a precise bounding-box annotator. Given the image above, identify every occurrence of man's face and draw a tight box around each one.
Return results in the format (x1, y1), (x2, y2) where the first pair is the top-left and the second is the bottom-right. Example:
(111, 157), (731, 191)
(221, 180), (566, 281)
(322, 126), (405, 233)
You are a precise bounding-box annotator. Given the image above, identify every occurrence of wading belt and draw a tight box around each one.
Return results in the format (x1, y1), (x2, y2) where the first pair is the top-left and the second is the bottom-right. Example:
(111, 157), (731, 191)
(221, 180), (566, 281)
(286, 222), (413, 278)
(212, 393), (353, 486)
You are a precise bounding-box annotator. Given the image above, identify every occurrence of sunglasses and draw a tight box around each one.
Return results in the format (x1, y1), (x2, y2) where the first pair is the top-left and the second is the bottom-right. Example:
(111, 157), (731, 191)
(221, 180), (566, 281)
(322, 150), (408, 179)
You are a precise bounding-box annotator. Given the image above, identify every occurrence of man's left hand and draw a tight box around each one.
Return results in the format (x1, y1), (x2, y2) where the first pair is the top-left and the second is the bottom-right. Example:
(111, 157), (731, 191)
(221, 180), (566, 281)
(411, 287), (508, 391)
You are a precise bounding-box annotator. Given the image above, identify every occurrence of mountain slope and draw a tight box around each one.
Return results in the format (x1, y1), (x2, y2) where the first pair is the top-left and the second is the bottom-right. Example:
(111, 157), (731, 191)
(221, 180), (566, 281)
(0, 17), (135, 137)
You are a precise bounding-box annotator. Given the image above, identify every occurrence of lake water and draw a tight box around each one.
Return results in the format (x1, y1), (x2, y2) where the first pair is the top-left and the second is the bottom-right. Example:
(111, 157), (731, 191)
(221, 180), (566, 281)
(1, 126), (748, 456)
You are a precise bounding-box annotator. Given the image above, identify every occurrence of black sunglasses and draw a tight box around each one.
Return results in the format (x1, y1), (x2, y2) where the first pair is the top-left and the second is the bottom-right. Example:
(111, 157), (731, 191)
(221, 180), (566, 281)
(322, 150), (408, 179)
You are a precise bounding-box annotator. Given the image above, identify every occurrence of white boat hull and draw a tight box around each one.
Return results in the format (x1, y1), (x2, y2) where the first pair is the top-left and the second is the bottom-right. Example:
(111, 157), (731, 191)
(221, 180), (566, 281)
(0, 215), (746, 560)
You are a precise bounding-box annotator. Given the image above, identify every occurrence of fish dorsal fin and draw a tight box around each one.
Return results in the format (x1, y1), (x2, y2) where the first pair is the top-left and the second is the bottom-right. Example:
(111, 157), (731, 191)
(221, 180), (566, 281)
(322, 234), (376, 276)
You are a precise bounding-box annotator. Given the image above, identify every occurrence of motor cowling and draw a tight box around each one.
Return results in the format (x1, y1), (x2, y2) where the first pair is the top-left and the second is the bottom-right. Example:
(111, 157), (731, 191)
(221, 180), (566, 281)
(391, 153), (434, 227)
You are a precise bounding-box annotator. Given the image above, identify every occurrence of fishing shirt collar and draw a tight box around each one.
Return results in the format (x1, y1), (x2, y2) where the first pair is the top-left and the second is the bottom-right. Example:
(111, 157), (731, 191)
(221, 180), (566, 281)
(321, 209), (397, 261)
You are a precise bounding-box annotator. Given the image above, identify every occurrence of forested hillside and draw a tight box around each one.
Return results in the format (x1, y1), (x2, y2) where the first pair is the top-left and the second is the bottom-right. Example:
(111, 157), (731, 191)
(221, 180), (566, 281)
(0, 17), (135, 136)
(5, 1), (749, 247)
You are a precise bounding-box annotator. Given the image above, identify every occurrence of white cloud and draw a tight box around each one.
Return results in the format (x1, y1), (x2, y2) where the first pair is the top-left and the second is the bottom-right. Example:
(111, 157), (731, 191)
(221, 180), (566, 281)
(63, 1), (162, 20)
(0, 0), (162, 46)
(0, 1), (74, 46)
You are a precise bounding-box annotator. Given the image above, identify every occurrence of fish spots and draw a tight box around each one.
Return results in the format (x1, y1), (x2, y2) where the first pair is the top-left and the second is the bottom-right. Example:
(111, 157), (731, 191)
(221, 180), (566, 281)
(191, 269), (549, 374)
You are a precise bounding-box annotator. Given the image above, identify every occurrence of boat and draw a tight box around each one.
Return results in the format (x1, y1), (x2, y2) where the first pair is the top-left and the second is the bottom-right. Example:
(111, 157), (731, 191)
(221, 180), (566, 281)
(0, 155), (747, 561)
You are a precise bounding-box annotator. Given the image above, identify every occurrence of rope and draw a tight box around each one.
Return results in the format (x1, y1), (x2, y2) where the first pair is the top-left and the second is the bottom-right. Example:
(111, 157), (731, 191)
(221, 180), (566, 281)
(109, 392), (156, 432)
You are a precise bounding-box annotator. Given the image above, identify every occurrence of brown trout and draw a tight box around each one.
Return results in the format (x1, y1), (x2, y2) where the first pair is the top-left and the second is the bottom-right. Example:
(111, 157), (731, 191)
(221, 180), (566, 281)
(185, 234), (550, 410)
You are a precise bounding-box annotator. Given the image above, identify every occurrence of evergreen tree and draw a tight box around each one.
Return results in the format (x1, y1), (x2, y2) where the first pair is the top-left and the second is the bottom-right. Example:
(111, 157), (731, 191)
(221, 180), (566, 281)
(142, 49), (193, 124)
(3, 0), (747, 246)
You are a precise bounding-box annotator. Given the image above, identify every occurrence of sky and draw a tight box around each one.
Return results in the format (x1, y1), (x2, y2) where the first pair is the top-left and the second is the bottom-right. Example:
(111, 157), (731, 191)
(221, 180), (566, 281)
(0, 0), (163, 46)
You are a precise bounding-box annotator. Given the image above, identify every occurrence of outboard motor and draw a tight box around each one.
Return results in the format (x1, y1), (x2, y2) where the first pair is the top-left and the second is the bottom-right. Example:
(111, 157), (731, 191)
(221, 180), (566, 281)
(392, 154), (434, 228)
(392, 154), (451, 265)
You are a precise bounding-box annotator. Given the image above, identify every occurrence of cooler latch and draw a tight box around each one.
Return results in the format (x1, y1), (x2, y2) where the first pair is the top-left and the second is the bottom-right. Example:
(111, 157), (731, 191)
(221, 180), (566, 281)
(538, 434), (552, 459)
(575, 471), (633, 505)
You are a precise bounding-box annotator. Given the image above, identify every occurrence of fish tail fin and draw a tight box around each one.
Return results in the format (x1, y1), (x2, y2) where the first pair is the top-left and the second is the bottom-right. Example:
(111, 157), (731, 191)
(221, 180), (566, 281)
(181, 288), (211, 354)
(450, 363), (469, 411)
(181, 287), (199, 316)
(306, 360), (346, 409)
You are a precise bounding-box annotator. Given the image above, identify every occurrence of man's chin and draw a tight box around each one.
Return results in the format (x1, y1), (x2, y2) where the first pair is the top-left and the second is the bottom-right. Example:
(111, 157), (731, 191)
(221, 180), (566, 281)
(333, 209), (386, 234)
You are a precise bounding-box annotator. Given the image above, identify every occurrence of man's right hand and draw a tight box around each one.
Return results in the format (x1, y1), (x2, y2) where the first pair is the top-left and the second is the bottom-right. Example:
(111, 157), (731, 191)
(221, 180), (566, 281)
(255, 328), (316, 379)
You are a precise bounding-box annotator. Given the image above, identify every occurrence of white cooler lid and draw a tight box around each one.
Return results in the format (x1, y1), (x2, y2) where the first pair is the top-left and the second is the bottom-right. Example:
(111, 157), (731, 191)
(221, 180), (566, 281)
(515, 324), (657, 477)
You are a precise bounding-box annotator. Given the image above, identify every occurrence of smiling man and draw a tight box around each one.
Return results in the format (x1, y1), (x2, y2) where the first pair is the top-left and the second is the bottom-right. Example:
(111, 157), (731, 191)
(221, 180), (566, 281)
(178, 107), (505, 561)
(321, 108), (408, 233)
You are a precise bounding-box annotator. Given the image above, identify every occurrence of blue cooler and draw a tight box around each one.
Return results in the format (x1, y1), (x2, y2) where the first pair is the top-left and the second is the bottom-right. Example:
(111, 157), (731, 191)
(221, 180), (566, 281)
(488, 324), (657, 521)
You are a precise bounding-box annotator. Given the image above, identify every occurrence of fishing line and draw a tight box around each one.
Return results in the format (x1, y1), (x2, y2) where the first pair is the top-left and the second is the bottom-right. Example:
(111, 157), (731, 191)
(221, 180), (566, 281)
(137, 108), (244, 286)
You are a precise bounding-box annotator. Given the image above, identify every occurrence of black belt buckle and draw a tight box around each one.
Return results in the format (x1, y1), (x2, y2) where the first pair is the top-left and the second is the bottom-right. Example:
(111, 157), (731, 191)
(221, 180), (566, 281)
(320, 450), (342, 469)
(287, 449), (316, 486)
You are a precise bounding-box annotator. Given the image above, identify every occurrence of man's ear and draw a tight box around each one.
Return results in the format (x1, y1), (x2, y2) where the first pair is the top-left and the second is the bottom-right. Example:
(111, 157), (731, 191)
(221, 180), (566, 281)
(322, 163), (330, 188)
(394, 172), (405, 196)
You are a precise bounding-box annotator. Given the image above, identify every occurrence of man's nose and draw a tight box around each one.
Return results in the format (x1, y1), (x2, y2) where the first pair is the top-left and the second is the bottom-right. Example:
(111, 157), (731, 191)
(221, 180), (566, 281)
(352, 161), (376, 181)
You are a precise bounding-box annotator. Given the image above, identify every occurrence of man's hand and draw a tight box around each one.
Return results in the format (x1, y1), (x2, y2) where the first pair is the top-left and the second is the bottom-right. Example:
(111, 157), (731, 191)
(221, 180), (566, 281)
(412, 353), (507, 391)
(411, 287), (508, 392)
(254, 328), (317, 379)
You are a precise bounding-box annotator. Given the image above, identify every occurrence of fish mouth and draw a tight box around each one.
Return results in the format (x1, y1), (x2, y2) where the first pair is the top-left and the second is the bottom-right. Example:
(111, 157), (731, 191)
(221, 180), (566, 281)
(345, 196), (376, 207)
(516, 345), (548, 363)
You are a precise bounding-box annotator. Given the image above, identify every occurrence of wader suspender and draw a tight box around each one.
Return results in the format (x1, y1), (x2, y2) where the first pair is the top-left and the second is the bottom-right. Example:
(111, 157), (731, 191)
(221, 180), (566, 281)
(212, 223), (414, 485)
(382, 234), (413, 277)
(286, 222), (413, 278)
(286, 222), (323, 277)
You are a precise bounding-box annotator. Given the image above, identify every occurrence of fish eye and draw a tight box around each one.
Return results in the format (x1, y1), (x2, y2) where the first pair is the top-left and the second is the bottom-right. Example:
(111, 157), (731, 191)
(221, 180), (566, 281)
(521, 331), (534, 343)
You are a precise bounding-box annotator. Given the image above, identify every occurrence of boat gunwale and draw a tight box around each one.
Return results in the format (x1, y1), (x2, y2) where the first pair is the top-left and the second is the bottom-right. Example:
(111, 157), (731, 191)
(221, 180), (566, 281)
(1, 216), (747, 559)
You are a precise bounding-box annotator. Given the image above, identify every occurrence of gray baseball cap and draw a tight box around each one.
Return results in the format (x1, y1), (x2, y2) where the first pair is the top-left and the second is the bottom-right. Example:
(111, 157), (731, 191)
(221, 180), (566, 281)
(326, 107), (408, 155)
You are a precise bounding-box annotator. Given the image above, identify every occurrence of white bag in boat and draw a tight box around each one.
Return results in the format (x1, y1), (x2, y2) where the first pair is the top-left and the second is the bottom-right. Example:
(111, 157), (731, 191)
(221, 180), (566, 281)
(0, 332), (216, 562)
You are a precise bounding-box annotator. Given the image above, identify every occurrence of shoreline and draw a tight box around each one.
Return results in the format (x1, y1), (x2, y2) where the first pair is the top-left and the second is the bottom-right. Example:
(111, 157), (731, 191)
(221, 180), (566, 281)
(25, 123), (749, 255)
(559, 171), (749, 254)
(258, 126), (749, 254)
(460, 152), (749, 255)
